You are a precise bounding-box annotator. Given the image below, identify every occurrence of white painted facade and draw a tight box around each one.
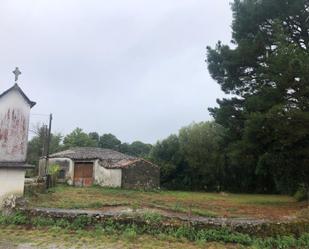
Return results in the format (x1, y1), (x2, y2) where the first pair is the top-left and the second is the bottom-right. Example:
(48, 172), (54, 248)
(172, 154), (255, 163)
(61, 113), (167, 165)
(93, 159), (122, 187)
(0, 89), (30, 161)
(0, 169), (26, 206)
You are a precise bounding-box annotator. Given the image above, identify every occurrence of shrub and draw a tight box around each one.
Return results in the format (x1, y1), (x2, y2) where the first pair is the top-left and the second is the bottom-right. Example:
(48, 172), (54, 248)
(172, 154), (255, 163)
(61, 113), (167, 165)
(32, 217), (55, 227)
(294, 185), (308, 201)
(254, 234), (309, 249)
(10, 212), (29, 225)
(0, 212), (29, 225)
(71, 215), (92, 229)
(142, 212), (162, 224)
(0, 215), (8, 225)
(299, 233), (309, 245)
(54, 219), (71, 228)
(101, 219), (117, 234)
(48, 164), (60, 175)
(194, 228), (252, 245)
(123, 227), (137, 241)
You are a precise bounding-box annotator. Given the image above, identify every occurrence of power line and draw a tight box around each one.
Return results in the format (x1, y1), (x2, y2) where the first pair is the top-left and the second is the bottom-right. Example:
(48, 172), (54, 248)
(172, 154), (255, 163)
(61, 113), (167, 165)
(31, 113), (50, 117)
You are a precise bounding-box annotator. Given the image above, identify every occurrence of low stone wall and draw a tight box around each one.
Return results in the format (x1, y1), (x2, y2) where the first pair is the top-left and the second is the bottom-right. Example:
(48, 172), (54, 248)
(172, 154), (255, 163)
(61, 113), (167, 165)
(18, 207), (309, 237)
(24, 178), (46, 196)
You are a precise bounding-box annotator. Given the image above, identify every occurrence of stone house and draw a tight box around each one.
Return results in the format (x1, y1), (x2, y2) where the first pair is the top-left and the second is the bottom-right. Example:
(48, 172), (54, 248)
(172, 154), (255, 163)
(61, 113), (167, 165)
(0, 83), (36, 207)
(39, 147), (160, 189)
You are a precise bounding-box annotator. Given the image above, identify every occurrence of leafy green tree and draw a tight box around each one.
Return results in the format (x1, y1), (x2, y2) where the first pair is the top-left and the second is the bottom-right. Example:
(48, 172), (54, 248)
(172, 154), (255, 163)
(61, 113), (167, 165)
(88, 132), (100, 147)
(128, 141), (152, 157)
(99, 133), (121, 150)
(150, 134), (187, 189)
(63, 128), (97, 148)
(179, 122), (226, 191)
(119, 142), (131, 154)
(150, 122), (226, 190)
(118, 141), (152, 157)
(27, 125), (62, 169)
(206, 0), (309, 194)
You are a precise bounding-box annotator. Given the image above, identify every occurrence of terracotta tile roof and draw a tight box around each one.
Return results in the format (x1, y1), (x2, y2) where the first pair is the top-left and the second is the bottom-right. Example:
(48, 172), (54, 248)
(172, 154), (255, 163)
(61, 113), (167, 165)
(103, 158), (140, 169)
(102, 158), (159, 169)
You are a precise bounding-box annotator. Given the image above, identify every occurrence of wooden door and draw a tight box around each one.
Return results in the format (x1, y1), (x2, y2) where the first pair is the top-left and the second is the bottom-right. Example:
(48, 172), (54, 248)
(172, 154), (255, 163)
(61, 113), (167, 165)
(74, 162), (94, 187)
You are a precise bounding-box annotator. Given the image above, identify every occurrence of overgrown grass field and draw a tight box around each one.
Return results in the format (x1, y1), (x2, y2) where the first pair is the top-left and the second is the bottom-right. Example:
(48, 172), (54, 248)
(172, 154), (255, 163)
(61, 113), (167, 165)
(0, 226), (246, 249)
(27, 185), (307, 220)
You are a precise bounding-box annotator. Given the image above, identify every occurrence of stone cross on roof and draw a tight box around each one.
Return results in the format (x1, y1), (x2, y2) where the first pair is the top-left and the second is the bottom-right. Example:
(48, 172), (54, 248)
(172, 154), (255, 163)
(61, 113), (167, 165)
(13, 67), (21, 82)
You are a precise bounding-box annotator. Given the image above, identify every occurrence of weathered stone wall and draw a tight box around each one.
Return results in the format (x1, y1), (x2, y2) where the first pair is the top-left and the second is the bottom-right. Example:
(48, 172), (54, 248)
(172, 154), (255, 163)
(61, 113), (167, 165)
(94, 160), (122, 187)
(0, 168), (26, 208)
(121, 161), (160, 190)
(17, 207), (309, 237)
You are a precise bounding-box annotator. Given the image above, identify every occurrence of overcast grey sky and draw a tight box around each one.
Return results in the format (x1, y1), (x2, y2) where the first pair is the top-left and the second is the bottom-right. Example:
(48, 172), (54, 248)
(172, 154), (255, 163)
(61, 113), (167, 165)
(0, 0), (232, 144)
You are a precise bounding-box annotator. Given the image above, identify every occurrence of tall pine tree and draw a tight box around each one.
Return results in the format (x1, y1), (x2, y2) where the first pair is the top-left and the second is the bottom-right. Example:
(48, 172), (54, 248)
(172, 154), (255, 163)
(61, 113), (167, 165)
(207, 0), (309, 194)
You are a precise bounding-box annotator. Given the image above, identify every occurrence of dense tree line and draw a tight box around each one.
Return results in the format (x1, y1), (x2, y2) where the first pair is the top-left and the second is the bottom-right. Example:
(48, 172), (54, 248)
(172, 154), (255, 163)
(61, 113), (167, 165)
(149, 122), (225, 191)
(27, 127), (152, 167)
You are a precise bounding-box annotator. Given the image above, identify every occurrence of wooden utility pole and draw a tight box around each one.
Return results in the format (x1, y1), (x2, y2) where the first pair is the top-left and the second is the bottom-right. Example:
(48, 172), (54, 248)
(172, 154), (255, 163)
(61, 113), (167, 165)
(45, 114), (53, 176)
(46, 114), (53, 159)
(41, 124), (48, 157)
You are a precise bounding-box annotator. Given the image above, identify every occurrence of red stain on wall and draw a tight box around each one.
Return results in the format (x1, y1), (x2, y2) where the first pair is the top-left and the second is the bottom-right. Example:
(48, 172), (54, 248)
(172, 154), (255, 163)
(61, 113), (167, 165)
(0, 108), (28, 160)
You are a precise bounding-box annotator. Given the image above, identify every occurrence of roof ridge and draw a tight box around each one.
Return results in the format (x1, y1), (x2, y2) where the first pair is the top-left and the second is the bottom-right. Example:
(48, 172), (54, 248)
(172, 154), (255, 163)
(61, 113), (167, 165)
(0, 83), (36, 108)
(47, 147), (136, 160)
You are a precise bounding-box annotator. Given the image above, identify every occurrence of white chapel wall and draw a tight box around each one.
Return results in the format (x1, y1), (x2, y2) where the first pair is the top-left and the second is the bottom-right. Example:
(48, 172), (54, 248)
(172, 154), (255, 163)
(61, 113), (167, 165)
(0, 90), (31, 162)
(0, 168), (26, 207)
